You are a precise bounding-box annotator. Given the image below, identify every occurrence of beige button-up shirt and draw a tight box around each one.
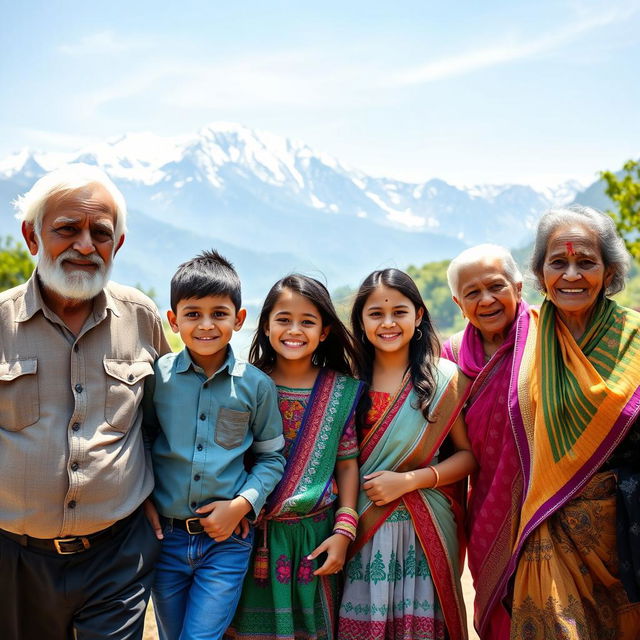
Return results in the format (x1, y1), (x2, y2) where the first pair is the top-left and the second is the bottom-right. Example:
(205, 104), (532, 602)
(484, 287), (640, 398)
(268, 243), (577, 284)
(0, 272), (170, 537)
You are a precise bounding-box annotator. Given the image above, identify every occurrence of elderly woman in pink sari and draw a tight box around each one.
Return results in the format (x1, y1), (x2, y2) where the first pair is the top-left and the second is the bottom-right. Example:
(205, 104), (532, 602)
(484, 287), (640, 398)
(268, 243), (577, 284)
(442, 245), (531, 640)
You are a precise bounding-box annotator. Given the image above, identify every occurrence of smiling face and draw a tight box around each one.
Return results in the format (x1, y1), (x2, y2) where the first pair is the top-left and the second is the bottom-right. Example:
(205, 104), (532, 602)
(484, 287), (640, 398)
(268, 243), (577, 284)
(168, 295), (246, 373)
(542, 224), (611, 323)
(266, 289), (329, 365)
(361, 285), (423, 356)
(23, 183), (122, 301)
(453, 256), (522, 344)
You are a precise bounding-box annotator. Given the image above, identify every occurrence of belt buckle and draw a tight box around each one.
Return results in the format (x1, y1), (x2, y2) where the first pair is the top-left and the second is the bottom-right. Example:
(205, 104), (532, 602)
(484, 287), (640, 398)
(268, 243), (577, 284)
(53, 536), (91, 554)
(185, 518), (204, 534)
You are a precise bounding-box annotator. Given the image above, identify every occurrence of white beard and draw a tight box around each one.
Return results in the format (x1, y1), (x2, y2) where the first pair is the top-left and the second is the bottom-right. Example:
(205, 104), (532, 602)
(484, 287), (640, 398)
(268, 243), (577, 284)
(37, 247), (112, 301)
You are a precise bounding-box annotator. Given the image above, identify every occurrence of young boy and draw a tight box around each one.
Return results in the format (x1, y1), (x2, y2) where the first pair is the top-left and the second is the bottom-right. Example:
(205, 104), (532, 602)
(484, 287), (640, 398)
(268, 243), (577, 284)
(143, 250), (285, 640)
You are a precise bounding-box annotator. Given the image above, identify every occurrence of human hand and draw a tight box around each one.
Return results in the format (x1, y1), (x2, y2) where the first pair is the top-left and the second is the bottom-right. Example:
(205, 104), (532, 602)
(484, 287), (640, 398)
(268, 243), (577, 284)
(235, 517), (251, 539)
(196, 497), (251, 542)
(143, 498), (163, 540)
(308, 533), (351, 575)
(362, 470), (415, 506)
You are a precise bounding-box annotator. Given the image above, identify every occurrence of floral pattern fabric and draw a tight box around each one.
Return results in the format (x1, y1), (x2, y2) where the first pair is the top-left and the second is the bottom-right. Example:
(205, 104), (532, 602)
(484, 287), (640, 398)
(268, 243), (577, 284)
(339, 393), (446, 640)
(510, 471), (640, 639)
(339, 504), (445, 640)
(228, 371), (363, 640)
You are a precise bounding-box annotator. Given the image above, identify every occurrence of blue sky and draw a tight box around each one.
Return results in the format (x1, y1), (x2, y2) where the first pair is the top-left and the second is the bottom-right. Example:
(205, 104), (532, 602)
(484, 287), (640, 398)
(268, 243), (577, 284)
(1, 0), (639, 187)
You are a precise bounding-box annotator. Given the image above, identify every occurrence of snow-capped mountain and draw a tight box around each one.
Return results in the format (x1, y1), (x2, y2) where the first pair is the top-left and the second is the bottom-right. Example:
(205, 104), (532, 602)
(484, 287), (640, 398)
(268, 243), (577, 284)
(0, 123), (584, 307)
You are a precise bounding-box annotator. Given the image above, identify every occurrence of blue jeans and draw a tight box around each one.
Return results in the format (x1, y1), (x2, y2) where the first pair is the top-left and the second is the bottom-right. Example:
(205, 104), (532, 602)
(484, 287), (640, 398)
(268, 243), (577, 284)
(151, 522), (254, 640)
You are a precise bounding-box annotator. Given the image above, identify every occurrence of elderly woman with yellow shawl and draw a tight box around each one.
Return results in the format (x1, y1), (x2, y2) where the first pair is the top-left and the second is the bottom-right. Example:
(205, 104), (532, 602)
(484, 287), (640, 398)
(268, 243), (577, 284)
(508, 205), (640, 639)
(442, 244), (531, 640)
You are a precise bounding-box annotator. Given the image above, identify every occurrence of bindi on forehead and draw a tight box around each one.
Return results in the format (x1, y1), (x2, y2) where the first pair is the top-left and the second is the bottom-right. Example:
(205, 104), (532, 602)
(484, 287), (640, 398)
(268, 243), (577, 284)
(566, 242), (576, 256)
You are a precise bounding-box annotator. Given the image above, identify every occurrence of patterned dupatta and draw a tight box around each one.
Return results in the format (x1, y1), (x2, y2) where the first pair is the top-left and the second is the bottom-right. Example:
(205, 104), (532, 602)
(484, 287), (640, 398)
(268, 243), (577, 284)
(442, 301), (532, 640)
(351, 359), (471, 640)
(507, 298), (640, 575)
(266, 368), (363, 518)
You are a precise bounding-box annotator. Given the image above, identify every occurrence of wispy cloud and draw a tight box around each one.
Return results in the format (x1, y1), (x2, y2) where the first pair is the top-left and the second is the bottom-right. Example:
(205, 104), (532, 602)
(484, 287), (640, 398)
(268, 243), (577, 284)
(80, 50), (379, 113)
(58, 30), (149, 55)
(393, 2), (638, 86)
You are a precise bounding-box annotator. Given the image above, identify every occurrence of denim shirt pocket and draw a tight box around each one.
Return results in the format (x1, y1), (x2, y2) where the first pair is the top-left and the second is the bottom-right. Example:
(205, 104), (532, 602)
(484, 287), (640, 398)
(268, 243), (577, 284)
(0, 358), (39, 431)
(215, 407), (250, 450)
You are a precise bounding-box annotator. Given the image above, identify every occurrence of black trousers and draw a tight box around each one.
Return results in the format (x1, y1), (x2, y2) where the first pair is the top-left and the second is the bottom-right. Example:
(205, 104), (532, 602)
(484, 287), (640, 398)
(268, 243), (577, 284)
(0, 508), (161, 640)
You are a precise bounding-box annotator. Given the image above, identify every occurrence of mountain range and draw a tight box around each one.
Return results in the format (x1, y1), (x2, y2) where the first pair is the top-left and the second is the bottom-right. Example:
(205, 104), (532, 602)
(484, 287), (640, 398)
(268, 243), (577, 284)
(0, 123), (607, 308)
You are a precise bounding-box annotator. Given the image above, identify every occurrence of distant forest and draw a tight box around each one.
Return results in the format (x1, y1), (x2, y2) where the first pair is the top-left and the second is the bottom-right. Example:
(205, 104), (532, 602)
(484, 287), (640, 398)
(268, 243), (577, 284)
(333, 246), (640, 340)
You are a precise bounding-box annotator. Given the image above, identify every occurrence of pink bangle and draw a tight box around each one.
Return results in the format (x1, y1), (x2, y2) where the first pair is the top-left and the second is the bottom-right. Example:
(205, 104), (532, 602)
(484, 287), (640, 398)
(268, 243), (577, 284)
(429, 465), (440, 488)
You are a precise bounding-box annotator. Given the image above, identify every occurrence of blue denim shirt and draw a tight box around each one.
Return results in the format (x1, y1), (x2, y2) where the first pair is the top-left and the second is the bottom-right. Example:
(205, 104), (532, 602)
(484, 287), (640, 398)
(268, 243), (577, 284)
(144, 346), (285, 519)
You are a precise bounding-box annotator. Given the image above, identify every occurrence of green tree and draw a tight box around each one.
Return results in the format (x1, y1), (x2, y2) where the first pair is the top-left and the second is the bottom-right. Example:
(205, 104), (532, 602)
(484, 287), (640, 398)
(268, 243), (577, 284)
(600, 159), (640, 260)
(407, 259), (464, 338)
(0, 236), (34, 292)
(133, 282), (158, 305)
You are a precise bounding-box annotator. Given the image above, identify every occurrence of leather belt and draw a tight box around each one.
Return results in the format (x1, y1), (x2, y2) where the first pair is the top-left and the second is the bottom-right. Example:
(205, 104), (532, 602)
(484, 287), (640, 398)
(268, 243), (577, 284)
(0, 509), (139, 555)
(163, 517), (205, 534)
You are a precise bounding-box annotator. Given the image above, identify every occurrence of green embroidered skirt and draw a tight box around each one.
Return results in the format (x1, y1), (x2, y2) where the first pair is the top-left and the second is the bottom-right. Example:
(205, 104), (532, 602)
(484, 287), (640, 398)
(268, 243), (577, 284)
(227, 510), (339, 640)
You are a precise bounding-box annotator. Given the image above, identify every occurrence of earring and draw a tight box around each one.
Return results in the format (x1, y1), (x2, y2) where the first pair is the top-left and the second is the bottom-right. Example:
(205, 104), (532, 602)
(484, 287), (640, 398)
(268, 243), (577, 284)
(414, 328), (423, 340)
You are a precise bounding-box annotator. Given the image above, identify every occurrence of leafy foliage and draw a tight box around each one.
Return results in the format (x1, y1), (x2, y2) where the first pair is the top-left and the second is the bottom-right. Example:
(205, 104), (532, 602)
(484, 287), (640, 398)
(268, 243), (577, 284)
(600, 159), (640, 260)
(406, 259), (466, 338)
(0, 236), (34, 292)
(162, 318), (183, 352)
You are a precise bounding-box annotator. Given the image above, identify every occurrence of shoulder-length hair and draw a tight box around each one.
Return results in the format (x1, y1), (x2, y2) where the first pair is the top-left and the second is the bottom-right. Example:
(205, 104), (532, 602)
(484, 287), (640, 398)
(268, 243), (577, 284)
(249, 274), (359, 376)
(350, 268), (440, 422)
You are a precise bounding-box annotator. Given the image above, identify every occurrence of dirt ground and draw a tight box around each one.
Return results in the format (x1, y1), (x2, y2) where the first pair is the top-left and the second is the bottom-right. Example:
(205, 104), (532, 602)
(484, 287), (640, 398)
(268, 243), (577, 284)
(142, 562), (479, 639)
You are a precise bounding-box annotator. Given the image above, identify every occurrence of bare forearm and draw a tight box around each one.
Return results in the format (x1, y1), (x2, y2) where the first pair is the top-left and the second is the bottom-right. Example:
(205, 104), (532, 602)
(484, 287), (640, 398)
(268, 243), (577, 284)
(335, 458), (359, 510)
(408, 450), (476, 491)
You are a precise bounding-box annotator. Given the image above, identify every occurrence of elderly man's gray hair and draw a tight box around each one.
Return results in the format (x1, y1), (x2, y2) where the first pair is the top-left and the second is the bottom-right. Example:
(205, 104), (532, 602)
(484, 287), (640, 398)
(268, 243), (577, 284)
(447, 244), (523, 297)
(13, 163), (128, 240)
(530, 205), (631, 296)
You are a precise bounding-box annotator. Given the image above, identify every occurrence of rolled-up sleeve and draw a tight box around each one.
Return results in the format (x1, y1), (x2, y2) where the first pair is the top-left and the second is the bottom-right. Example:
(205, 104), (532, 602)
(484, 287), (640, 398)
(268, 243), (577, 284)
(237, 379), (285, 517)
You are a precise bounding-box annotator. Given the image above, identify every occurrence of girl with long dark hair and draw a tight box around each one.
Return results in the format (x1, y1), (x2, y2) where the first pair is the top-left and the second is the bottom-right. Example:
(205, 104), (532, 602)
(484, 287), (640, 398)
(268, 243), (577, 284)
(228, 274), (364, 640)
(338, 269), (475, 640)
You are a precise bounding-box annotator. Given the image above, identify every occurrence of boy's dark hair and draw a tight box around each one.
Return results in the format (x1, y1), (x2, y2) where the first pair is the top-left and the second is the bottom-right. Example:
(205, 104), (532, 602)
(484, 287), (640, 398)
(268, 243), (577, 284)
(170, 249), (241, 312)
(249, 274), (360, 376)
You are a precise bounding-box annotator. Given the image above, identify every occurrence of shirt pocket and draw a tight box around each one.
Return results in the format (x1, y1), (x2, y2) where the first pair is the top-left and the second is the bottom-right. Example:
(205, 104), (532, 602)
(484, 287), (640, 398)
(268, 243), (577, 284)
(104, 359), (154, 432)
(0, 358), (39, 431)
(215, 407), (250, 450)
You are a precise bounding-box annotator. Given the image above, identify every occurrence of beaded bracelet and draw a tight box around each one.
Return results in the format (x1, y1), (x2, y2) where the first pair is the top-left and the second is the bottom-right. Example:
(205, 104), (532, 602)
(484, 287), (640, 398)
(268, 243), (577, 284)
(429, 465), (440, 488)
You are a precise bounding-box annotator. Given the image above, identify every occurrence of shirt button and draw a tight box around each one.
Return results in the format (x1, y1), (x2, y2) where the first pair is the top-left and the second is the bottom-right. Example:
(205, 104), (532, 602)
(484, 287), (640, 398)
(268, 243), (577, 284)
(203, 383), (208, 389)
(75, 384), (83, 393)
(197, 444), (203, 451)
(71, 422), (80, 432)
(128, 374), (134, 382)
(194, 474), (200, 481)
(68, 500), (77, 509)
(71, 462), (79, 471)
(74, 344), (79, 353)
(191, 501), (197, 508)
(199, 413), (206, 421)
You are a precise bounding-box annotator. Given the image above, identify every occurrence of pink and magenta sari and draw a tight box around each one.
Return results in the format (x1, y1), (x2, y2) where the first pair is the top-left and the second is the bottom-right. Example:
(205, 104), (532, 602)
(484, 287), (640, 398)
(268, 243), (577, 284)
(442, 301), (532, 640)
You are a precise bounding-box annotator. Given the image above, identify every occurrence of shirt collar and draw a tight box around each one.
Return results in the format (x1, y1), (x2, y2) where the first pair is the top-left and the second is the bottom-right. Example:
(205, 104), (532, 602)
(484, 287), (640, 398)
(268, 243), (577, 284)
(175, 345), (242, 377)
(15, 271), (43, 322)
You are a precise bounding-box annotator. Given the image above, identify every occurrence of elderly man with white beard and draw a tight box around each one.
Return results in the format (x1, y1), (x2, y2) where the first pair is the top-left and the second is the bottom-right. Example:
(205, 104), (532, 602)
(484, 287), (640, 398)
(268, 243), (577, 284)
(0, 164), (170, 640)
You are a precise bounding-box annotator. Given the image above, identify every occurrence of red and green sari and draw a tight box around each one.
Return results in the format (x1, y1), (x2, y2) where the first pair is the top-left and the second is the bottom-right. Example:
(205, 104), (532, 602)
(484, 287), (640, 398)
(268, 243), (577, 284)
(508, 298), (640, 639)
(228, 369), (363, 640)
(338, 359), (471, 640)
(442, 301), (533, 640)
